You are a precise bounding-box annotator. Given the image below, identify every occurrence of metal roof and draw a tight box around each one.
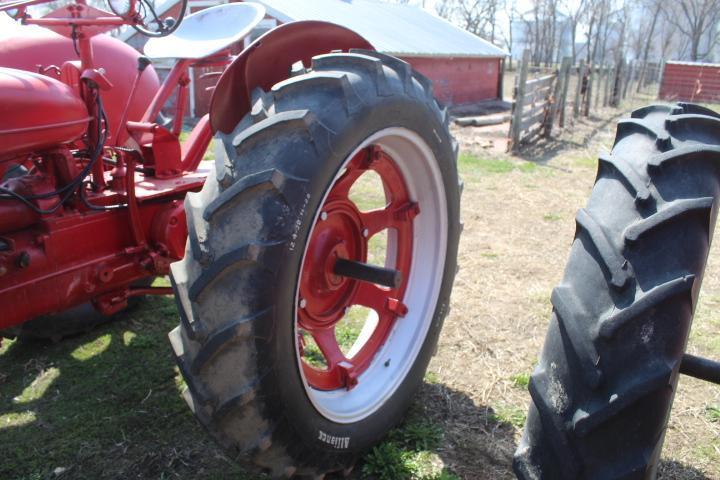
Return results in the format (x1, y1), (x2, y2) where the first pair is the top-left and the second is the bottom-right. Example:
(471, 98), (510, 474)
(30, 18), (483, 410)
(252, 0), (508, 58)
(666, 60), (720, 68)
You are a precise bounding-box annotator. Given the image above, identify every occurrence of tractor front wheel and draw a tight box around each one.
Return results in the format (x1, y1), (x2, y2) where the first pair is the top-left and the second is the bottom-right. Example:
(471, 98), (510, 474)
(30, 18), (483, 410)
(168, 50), (461, 477)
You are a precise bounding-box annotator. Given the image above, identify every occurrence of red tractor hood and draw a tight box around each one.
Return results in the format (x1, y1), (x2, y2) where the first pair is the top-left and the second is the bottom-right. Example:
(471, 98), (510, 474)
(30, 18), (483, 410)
(0, 67), (90, 161)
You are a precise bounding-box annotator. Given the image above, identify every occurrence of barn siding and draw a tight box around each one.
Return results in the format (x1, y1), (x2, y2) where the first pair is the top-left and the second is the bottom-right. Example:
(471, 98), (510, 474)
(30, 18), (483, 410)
(660, 62), (720, 103)
(400, 56), (502, 106)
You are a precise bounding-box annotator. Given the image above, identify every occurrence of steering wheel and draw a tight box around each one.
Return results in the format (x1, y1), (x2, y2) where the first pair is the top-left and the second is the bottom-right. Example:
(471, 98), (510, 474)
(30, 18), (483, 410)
(107, 0), (188, 37)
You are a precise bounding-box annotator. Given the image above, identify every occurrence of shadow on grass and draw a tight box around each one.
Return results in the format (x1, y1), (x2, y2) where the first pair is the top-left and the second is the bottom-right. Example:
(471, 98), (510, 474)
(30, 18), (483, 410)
(0, 296), (249, 480)
(513, 110), (628, 165)
(658, 460), (713, 480)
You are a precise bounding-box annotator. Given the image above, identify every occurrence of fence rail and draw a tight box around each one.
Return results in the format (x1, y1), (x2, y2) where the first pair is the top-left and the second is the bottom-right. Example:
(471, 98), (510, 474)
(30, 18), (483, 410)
(508, 50), (663, 152)
(509, 50), (558, 150)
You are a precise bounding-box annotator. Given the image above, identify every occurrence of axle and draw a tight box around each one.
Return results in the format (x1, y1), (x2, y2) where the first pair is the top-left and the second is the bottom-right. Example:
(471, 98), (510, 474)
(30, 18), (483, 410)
(680, 353), (720, 385)
(333, 258), (402, 289)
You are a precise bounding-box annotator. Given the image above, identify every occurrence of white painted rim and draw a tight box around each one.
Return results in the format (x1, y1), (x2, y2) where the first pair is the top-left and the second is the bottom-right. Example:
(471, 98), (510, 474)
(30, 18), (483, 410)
(294, 127), (448, 424)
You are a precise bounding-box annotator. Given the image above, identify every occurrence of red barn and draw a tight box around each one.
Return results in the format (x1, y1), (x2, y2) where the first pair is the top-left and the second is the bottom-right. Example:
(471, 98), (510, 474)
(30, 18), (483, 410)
(659, 61), (720, 103)
(252, 0), (508, 108)
(121, 0), (507, 117)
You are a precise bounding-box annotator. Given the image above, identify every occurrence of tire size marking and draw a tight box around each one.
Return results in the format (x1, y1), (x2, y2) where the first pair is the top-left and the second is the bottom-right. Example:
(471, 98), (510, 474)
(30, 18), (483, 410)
(289, 193), (312, 252)
(317, 430), (350, 449)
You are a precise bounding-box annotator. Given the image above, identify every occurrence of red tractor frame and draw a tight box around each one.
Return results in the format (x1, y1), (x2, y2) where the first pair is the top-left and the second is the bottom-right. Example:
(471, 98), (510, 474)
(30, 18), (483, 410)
(0, 0), (373, 326)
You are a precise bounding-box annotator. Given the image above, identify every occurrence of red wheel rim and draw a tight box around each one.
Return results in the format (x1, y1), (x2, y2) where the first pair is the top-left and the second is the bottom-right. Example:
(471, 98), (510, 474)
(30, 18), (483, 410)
(297, 145), (418, 391)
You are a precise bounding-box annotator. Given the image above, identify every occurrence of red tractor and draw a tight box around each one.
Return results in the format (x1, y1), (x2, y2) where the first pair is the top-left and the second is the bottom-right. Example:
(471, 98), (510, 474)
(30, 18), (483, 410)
(0, 0), (461, 477)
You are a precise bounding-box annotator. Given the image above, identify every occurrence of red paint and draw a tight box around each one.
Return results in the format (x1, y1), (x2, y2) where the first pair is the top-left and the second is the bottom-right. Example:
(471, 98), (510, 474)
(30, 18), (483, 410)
(0, 2), (209, 330)
(0, 1), (387, 335)
(298, 146), (414, 391)
(399, 56), (502, 105)
(660, 62), (720, 103)
(210, 20), (373, 133)
(0, 26), (160, 147)
(0, 68), (89, 160)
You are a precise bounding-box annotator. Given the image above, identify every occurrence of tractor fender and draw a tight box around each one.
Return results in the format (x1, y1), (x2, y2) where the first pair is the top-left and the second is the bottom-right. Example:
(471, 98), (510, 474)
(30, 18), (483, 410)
(209, 20), (374, 134)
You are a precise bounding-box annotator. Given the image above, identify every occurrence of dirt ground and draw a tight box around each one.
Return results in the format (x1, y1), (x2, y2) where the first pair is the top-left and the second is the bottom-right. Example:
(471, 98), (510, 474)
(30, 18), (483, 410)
(1, 102), (719, 480)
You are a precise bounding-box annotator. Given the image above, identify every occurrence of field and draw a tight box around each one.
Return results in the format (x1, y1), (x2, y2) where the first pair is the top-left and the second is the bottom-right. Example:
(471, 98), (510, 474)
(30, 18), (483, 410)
(2, 103), (720, 479)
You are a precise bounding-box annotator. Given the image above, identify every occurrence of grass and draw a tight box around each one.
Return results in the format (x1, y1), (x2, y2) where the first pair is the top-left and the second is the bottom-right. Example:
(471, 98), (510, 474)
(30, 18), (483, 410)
(458, 153), (537, 175)
(489, 405), (527, 428)
(362, 413), (458, 480)
(510, 372), (530, 389)
(542, 213), (562, 222)
(0, 297), (253, 480)
(178, 130), (215, 161)
(706, 406), (720, 423)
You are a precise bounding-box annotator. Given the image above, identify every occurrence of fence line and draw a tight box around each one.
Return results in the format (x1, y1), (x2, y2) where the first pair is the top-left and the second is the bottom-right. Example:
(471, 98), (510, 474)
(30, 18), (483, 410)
(507, 53), (663, 152)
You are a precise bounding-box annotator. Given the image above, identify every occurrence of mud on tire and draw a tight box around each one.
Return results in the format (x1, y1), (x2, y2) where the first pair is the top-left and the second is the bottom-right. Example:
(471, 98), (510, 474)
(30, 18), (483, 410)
(169, 50), (461, 477)
(514, 103), (720, 479)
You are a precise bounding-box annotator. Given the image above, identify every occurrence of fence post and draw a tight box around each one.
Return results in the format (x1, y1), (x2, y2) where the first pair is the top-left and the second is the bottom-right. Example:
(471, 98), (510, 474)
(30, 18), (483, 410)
(574, 59), (586, 118)
(558, 56), (573, 128)
(546, 56), (571, 137)
(636, 60), (646, 94)
(622, 60), (634, 100)
(583, 64), (594, 116)
(604, 65), (614, 107)
(595, 66), (605, 108)
(509, 49), (531, 152)
(611, 59), (625, 107)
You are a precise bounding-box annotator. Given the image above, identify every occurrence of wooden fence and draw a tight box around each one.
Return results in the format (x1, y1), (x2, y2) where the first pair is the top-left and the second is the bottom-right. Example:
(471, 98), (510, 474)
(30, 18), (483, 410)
(508, 50), (663, 153)
(509, 50), (557, 150)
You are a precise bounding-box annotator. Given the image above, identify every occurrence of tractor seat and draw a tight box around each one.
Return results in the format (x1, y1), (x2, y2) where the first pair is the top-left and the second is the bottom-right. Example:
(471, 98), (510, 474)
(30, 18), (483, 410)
(144, 3), (265, 60)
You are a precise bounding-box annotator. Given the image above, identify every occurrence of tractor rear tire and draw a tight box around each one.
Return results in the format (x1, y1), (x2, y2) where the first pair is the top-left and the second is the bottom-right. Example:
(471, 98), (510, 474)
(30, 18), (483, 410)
(514, 103), (720, 479)
(168, 50), (461, 477)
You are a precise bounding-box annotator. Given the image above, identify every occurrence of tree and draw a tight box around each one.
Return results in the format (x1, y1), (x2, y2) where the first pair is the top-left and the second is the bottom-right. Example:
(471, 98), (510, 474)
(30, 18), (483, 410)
(560, 0), (587, 62)
(634, 0), (663, 90)
(663, 0), (720, 61)
(436, 0), (505, 43)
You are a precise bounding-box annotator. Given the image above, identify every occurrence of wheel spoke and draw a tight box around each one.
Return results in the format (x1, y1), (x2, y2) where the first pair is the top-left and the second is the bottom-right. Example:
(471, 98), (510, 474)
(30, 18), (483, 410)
(360, 207), (395, 236)
(353, 282), (393, 313)
(328, 154), (368, 199)
(309, 327), (347, 369)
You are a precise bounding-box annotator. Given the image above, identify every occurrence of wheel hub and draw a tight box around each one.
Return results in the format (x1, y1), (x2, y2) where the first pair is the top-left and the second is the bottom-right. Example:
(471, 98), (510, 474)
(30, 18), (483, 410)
(296, 145), (416, 391)
(299, 198), (366, 329)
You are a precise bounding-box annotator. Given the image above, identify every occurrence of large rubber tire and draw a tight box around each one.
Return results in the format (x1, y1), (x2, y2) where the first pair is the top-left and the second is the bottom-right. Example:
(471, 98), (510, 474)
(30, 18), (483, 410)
(514, 102), (720, 479)
(1, 277), (155, 342)
(169, 50), (461, 478)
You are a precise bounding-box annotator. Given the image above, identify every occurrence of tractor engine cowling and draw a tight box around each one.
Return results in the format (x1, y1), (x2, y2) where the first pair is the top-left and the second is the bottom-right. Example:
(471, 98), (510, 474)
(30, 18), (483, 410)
(0, 24), (160, 148)
(0, 67), (89, 161)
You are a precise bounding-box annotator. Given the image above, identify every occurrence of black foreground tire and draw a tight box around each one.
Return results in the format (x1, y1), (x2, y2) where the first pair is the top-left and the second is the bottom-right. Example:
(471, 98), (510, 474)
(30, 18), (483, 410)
(514, 102), (720, 479)
(0, 277), (155, 341)
(169, 50), (461, 477)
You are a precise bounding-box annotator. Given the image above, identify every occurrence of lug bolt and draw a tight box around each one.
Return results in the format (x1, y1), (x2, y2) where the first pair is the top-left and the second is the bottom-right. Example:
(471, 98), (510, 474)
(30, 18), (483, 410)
(299, 298), (307, 309)
(320, 212), (328, 221)
(362, 229), (369, 238)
